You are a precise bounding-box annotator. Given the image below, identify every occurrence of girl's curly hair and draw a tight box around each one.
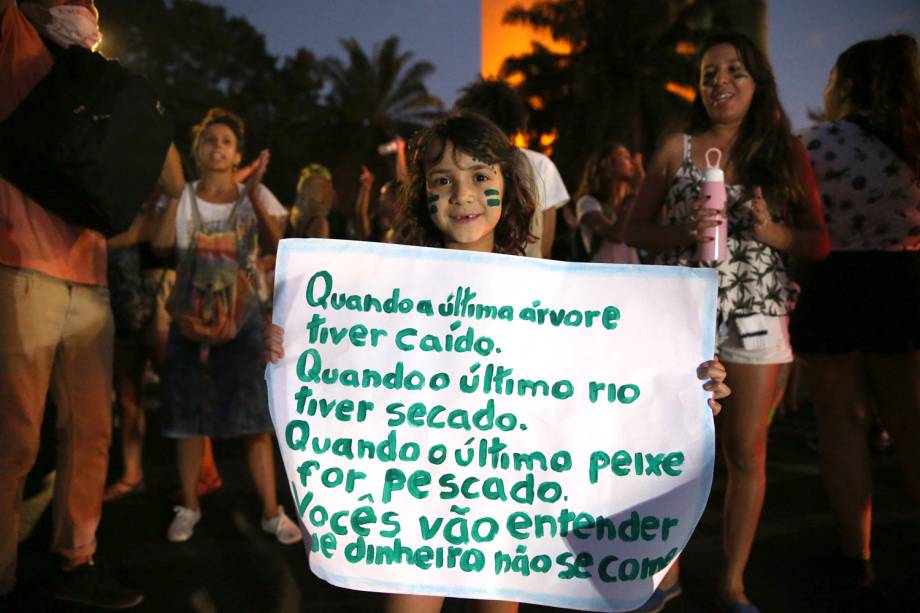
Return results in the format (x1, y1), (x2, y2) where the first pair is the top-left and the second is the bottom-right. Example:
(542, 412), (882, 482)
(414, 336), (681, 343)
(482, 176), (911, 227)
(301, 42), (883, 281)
(191, 107), (245, 154)
(396, 112), (536, 254)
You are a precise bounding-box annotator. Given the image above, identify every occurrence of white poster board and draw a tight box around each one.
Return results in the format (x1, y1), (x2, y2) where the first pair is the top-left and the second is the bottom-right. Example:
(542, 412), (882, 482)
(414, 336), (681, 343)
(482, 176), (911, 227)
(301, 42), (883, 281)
(267, 239), (717, 612)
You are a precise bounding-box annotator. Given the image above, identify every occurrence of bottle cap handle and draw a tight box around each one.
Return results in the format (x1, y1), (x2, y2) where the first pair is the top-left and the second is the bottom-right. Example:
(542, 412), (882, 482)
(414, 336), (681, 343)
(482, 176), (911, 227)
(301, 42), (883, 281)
(705, 147), (722, 169)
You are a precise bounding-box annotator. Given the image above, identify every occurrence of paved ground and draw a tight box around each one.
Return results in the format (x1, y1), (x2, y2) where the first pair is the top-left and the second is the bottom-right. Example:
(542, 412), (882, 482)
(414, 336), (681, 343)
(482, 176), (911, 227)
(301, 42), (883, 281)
(7, 396), (920, 612)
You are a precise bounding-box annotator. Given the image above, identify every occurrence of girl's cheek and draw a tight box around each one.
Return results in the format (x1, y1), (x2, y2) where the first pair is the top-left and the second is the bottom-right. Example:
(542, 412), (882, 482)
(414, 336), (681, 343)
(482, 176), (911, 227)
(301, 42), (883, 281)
(484, 189), (501, 207)
(427, 193), (440, 215)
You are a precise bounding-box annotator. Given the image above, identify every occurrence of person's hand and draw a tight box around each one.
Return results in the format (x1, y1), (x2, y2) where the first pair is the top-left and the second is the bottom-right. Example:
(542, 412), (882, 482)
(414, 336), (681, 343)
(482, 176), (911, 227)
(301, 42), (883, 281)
(631, 152), (645, 189)
(243, 149), (271, 199)
(359, 165), (375, 190)
(697, 357), (729, 415)
(750, 186), (791, 249)
(264, 323), (285, 364)
(234, 157), (260, 184)
(684, 194), (724, 245)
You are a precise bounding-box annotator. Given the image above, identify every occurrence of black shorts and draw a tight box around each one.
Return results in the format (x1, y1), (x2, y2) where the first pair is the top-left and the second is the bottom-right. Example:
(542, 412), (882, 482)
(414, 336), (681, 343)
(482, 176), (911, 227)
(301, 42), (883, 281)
(790, 251), (920, 354)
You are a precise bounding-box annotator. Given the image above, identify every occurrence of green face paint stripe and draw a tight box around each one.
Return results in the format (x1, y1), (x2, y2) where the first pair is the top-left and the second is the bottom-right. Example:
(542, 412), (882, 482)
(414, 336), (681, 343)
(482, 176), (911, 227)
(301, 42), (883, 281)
(484, 189), (500, 196)
(429, 204), (438, 215)
(486, 199), (501, 207)
(428, 195), (440, 203)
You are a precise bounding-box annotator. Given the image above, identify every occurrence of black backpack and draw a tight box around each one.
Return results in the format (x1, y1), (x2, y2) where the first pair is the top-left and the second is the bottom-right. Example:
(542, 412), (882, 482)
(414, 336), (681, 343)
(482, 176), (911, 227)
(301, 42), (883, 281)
(0, 43), (172, 237)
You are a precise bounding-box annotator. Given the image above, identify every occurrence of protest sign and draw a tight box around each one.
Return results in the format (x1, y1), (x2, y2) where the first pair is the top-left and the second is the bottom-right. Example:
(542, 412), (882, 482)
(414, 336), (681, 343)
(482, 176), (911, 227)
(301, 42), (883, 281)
(267, 239), (718, 612)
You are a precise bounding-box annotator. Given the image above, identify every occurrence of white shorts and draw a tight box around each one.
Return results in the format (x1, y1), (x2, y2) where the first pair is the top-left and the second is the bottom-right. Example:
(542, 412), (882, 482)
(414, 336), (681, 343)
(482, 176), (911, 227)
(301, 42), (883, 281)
(717, 314), (793, 365)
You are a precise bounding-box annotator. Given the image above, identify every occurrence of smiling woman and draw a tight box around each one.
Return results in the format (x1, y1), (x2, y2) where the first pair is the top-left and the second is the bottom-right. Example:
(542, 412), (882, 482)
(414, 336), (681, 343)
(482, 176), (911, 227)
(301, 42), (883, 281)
(623, 32), (829, 613)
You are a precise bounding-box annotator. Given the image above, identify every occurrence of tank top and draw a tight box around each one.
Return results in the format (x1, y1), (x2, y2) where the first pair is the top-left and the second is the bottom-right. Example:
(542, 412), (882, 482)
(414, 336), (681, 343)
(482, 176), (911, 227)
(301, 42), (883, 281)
(657, 135), (797, 322)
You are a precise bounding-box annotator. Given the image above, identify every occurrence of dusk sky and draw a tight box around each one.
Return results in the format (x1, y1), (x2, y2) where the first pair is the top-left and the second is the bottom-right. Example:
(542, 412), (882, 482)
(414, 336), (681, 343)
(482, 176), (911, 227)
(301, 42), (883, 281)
(210, 0), (918, 131)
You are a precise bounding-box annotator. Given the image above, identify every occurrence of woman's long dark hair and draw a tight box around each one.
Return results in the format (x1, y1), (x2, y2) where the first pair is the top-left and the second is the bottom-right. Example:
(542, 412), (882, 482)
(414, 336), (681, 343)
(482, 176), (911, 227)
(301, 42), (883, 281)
(834, 34), (920, 174)
(397, 112), (536, 254)
(688, 33), (804, 214)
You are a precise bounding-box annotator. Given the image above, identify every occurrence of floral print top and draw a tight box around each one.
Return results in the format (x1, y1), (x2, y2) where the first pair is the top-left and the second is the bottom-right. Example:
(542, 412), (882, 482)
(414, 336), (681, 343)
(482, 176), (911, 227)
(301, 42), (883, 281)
(796, 120), (920, 252)
(657, 135), (796, 322)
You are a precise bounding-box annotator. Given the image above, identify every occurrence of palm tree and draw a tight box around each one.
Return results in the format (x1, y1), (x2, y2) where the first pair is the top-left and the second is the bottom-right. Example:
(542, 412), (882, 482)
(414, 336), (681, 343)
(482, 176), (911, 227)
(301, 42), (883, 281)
(322, 36), (444, 139)
(318, 36), (443, 212)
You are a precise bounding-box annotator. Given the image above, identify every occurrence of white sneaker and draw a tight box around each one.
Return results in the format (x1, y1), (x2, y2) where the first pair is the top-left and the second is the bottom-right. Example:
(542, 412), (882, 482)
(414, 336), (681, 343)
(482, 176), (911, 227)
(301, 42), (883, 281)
(261, 506), (303, 545)
(167, 505), (201, 542)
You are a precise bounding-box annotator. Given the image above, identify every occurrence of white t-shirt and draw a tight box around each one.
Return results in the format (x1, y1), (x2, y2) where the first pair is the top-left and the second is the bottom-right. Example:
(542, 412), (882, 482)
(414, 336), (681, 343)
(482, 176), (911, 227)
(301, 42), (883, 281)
(521, 148), (569, 212)
(172, 182), (286, 250)
(521, 148), (570, 258)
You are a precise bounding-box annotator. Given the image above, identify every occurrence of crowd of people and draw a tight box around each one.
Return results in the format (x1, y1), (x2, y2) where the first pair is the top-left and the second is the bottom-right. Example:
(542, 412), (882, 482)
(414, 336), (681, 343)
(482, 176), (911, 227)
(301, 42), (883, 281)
(1, 1), (918, 612)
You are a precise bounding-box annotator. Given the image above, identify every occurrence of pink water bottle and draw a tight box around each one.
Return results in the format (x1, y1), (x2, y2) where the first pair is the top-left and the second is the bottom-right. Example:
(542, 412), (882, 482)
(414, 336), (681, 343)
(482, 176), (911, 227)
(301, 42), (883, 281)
(697, 147), (728, 262)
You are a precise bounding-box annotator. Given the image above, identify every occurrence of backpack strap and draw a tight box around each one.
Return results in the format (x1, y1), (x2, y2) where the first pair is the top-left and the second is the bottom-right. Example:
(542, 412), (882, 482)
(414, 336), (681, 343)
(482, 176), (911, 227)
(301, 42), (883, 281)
(187, 183), (248, 232)
(187, 183), (204, 233)
(225, 185), (248, 228)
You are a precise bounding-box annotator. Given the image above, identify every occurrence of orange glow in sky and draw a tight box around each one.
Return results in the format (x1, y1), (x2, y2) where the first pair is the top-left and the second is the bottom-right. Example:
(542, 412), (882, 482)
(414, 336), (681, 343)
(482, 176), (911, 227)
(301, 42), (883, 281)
(481, 0), (571, 80)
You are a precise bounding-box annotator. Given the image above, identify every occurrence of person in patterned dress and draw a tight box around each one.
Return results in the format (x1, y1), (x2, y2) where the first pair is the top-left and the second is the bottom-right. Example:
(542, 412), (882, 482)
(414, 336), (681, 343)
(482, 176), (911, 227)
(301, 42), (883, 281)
(625, 33), (830, 612)
(791, 34), (920, 589)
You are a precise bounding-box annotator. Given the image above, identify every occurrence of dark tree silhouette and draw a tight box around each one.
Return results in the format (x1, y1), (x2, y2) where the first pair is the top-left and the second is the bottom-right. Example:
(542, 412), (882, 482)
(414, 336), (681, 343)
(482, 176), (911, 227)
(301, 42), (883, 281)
(501, 0), (766, 179)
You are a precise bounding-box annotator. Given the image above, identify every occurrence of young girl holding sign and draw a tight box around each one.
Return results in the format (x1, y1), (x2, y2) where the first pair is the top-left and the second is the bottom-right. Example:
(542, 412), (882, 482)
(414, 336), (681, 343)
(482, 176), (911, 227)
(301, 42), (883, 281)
(267, 112), (730, 613)
(624, 34), (829, 611)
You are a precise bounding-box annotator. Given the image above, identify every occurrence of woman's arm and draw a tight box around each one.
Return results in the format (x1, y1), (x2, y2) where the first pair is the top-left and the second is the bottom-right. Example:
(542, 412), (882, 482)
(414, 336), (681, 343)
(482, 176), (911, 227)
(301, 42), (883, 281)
(149, 194), (180, 258)
(580, 210), (622, 243)
(157, 143), (185, 199)
(353, 165), (374, 241)
(624, 134), (720, 251)
(107, 210), (148, 250)
(395, 136), (408, 182)
(750, 140), (830, 260)
(246, 150), (282, 254)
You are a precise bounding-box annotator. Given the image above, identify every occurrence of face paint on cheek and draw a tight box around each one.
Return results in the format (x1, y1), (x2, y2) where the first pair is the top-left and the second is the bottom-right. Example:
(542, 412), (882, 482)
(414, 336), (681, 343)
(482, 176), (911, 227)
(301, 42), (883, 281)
(484, 189), (501, 207)
(428, 194), (439, 214)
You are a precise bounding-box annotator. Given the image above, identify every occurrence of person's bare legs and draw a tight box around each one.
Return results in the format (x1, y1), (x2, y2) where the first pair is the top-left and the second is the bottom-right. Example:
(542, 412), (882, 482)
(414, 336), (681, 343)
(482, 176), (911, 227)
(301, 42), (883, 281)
(242, 433), (278, 519)
(867, 351), (920, 504)
(384, 594), (444, 613)
(108, 341), (146, 494)
(177, 437), (204, 511)
(717, 361), (782, 604)
(383, 594), (516, 613)
(197, 437), (222, 495)
(149, 291), (222, 497)
(800, 352), (873, 560)
(768, 361), (792, 421)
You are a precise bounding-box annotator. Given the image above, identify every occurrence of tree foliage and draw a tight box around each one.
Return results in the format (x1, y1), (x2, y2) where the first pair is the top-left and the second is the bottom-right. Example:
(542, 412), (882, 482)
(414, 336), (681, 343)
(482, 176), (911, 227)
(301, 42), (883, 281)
(319, 35), (443, 208)
(94, 1), (440, 208)
(501, 0), (765, 179)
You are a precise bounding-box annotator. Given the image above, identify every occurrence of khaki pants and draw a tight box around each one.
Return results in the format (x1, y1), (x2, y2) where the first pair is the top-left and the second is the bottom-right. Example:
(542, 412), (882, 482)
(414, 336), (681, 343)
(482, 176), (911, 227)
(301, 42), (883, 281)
(0, 266), (113, 593)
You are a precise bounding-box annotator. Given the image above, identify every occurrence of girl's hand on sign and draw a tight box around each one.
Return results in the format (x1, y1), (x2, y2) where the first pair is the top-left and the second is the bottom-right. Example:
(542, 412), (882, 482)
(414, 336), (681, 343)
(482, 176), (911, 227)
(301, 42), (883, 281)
(698, 357), (729, 415)
(264, 323), (284, 364)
